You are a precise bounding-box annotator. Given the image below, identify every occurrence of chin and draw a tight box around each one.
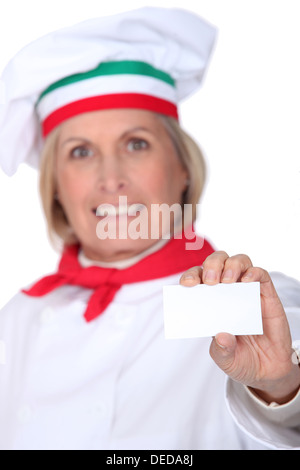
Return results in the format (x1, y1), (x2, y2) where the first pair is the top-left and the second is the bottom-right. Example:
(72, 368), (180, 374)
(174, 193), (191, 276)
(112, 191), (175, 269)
(81, 236), (158, 263)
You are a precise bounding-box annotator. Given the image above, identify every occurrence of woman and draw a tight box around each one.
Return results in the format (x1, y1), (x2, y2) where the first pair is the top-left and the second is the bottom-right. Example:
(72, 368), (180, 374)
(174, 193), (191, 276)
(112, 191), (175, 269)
(0, 7), (299, 450)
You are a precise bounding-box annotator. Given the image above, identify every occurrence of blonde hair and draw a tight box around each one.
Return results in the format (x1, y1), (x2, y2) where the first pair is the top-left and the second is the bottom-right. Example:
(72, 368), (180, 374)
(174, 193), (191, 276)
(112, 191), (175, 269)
(39, 115), (206, 249)
(39, 127), (78, 249)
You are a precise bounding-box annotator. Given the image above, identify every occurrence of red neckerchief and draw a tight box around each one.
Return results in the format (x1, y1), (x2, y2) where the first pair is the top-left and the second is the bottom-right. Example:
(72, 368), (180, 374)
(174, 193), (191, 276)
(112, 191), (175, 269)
(22, 227), (214, 322)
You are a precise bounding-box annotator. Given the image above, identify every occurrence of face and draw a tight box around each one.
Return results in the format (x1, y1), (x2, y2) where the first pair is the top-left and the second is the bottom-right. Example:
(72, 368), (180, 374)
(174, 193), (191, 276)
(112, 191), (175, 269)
(55, 109), (188, 262)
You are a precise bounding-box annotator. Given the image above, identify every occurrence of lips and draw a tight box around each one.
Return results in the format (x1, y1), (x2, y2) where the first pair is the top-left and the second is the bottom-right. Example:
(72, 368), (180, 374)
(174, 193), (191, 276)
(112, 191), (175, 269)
(93, 203), (145, 217)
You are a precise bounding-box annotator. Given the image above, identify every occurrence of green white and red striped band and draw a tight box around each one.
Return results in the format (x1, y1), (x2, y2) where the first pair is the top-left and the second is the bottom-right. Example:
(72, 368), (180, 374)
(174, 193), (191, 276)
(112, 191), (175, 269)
(36, 60), (178, 137)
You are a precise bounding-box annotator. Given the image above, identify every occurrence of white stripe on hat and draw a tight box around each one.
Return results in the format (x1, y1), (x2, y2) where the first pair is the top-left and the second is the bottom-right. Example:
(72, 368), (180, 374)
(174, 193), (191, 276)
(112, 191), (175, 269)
(37, 74), (177, 123)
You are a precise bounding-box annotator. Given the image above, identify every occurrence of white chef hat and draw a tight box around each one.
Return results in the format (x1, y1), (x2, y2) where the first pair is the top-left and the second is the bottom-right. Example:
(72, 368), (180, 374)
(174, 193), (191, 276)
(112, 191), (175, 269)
(0, 7), (217, 176)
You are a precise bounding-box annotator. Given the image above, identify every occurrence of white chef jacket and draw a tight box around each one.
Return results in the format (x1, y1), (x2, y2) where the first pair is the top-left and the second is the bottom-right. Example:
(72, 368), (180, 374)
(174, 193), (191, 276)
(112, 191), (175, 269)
(0, 268), (299, 450)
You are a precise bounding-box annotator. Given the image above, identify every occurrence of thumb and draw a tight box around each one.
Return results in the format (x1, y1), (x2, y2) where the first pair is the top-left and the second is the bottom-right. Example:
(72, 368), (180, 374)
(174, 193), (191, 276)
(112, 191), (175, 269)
(210, 333), (237, 373)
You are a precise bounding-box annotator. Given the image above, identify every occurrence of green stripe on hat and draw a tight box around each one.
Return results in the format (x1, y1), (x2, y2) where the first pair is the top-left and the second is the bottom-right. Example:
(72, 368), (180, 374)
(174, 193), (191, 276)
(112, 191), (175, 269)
(37, 60), (175, 105)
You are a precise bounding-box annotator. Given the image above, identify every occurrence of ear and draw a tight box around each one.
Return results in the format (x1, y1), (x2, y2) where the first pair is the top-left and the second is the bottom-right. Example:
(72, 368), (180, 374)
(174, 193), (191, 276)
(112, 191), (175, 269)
(181, 168), (190, 192)
(185, 177), (191, 188)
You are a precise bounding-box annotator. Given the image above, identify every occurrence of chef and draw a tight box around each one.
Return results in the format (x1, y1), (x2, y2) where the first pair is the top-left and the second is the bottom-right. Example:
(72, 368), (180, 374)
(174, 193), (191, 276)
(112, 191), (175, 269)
(0, 7), (299, 450)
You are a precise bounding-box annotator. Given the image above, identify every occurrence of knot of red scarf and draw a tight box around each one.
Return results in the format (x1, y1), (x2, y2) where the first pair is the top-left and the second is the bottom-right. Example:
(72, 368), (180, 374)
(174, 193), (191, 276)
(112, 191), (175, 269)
(22, 227), (214, 322)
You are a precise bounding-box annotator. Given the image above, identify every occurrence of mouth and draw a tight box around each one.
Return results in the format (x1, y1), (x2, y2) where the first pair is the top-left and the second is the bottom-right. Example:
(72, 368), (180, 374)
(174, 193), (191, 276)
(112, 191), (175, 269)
(92, 203), (145, 218)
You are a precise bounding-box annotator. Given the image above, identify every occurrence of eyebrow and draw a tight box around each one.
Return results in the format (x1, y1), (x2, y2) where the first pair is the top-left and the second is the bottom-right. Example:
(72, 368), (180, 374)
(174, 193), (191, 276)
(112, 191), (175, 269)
(60, 127), (154, 147)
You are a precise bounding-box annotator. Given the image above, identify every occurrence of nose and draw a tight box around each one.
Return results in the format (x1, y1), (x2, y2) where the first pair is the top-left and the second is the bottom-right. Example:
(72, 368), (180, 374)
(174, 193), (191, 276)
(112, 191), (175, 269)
(97, 157), (128, 194)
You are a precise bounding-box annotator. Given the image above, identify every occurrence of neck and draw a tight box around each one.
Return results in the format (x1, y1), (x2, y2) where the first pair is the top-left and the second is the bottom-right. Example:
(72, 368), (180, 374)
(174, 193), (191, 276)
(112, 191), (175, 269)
(79, 238), (170, 270)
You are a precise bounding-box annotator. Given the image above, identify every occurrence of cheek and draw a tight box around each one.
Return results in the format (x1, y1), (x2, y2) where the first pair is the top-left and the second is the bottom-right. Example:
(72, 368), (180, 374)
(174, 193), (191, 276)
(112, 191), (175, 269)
(56, 168), (90, 210)
(140, 160), (186, 203)
(137, 168), (166, 200)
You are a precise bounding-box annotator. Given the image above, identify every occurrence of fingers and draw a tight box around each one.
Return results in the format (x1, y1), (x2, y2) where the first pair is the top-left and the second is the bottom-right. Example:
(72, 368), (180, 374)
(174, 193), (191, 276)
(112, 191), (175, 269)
(180, 266), (203, 286)
(180, 252), (232, 286)
(180, 251), (254, 286)
(241, 266), (285, 306)
(180, 251), (278, 295)
(210, 333), (238, 373)
(202, 251), (229, 284)
(202, 251), (253, 284)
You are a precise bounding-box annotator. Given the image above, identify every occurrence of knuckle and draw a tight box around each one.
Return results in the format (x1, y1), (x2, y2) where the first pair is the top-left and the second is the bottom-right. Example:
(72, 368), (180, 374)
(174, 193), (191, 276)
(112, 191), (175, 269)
(227, 254), (253, 269)
(254, 266), (269, 277)
(231, 253), (252, 263)
(203, 251), (229, 268)
(186, 265), (201, 273)
(180, 266), (201, 278)
(214, 250), (229, 258)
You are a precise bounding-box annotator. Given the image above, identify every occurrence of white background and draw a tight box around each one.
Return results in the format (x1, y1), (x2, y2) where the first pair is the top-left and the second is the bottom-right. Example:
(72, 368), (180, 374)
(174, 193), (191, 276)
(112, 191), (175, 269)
(0, 0), (299, 309)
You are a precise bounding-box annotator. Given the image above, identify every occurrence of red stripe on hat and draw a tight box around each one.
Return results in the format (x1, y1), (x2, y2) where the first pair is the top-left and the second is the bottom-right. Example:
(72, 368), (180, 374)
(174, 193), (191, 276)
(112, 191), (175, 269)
(42, 93), (179, 137)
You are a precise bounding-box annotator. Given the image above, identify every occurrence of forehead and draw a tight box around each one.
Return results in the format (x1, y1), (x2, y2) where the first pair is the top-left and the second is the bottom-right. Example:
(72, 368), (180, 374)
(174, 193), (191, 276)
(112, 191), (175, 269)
(57, 108), (166, 141)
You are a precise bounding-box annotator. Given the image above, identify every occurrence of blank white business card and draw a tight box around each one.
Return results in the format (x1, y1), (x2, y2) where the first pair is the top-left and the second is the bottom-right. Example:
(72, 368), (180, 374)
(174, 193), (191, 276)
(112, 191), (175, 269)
(163, 282), (263, 339)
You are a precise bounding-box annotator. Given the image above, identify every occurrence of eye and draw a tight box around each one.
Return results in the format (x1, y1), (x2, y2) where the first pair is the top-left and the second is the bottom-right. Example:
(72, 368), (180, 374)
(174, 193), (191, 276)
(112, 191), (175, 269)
(70, 146), (94, 159)
(126, 138), (149, 152)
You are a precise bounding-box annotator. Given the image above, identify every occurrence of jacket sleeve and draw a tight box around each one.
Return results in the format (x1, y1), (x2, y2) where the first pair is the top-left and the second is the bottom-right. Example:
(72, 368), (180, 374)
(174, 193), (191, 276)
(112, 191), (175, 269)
(225, 271), (300, 450)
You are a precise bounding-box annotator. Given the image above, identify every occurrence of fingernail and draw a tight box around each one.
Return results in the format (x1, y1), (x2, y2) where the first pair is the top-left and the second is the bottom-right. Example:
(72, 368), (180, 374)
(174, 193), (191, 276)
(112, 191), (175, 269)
(216, 339), (227, 350)
(215, 336), (231, 353)
(242, 272), (253, 281)
(222, 269), (234, 281)
(204, 270), (216, 282)
(182, 274), (195, 280)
